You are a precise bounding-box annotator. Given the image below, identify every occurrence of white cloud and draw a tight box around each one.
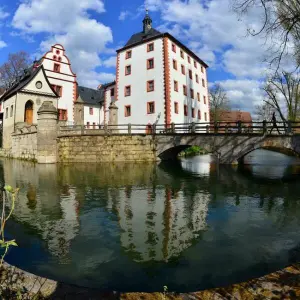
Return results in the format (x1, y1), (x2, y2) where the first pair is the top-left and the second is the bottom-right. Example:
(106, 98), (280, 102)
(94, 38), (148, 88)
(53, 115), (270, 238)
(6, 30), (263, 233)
(12, 0), (113, 87)
(218, 79), (265, 113)
(0, 7), (9, 20)
(79, 71), (115, 88)
(119, 10), (131, 21)
(0, 40), (7, 49)
(103, 56), (116, 68)
(0, 7), (9, 48)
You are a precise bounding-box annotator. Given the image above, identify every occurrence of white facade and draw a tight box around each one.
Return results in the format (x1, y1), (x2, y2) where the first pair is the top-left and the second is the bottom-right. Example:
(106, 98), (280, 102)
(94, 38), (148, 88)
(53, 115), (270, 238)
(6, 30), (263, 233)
(84, 104), (101, 128)
(117, 38), (165, 128)
(116, 31), (210, 130)
(41, 44), (76, 122)
(168, 38), (209, 124)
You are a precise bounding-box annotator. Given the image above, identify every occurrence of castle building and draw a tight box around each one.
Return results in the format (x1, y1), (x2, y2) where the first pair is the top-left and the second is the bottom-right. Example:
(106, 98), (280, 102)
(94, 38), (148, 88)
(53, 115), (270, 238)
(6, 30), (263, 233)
(40, 44), (77, 123)
(0, 11), (210, 144)
(116, 11), (210, 129)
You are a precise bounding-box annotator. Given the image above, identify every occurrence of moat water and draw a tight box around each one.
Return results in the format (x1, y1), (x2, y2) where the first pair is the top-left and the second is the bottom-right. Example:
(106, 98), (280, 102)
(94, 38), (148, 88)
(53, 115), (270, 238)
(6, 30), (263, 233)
(2, 149), (300, 292)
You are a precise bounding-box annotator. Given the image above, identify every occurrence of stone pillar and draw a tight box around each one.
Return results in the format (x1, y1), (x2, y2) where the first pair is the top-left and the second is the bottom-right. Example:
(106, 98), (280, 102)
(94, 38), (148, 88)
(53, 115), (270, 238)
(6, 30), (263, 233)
(108, 102), (119, 133)
(74, 100), (84, 125)
(37, 101), (58, 164)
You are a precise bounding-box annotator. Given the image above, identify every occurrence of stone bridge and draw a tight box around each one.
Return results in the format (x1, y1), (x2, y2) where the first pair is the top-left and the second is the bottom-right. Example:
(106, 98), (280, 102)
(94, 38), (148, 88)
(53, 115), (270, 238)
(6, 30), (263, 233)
(155, 134), (300, 164)
(55, 132), (300, 165)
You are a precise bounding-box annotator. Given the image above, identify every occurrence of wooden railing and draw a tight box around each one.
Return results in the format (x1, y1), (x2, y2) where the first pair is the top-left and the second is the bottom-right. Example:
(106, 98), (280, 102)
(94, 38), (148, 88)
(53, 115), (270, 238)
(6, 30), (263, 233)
(59, 121), (300, 135)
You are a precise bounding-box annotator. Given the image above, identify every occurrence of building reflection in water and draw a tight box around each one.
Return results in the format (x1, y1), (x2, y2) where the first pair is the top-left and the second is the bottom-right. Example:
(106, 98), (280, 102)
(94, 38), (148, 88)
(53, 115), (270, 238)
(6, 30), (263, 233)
(1, 160), (80, 263)
(0, 159), (211, 265)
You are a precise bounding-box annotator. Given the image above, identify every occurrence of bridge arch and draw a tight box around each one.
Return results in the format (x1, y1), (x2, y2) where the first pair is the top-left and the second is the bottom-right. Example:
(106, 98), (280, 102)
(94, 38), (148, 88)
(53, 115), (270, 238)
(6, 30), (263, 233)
(155, 135), (300, 164)
(236, 146), (300, 164)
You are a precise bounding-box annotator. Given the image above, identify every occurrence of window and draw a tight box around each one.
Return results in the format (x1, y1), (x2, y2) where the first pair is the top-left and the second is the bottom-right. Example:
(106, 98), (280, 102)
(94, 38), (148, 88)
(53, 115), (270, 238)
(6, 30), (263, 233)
(89, 107), (93, 115)
(204, 112), (207, 121)
(174, 81), (178, 92)
(194, 61), (197, 68)
(202, 79), (205, 87)
(183, 85), (187, 96)
(197, 92), (200, 102)
(147, 43), (154, 52)
(189, 69), (193, 80)
(110, 88), (115, 97)
(56, 85), (62, 97)
(190, 88), (194, 99)
(203, 95), (206, 104)
(58, 109), (67, 121)
(147, 58), (154, 69)
(192, 108), (195, 118)
(201, 66), (204, 73)
(125, 85), (131, 97)
(188, 56), (191, 63)
(172, 43), (176, 53)
(53, 63), (60, 72)
(87, 122), (90, 129)
(196, 74), (199, 83)
(180, 50), (184, 59)
(125, 65), (131, 75)
(147, 80), (154, 92)
(5, 107), (8, 119)
(147, 102), (155, 114)
(181, 65), (185, 75)
(51, 85), (62, 97)
(125, 105), (131, 117)
(174, 102), (179, 114)
(126, 50), (132, 59)
(173, 59), (177, 70)
(184, 105), (188, 116)
(198, 110), (201, 120)
(10, 105), (13, 117)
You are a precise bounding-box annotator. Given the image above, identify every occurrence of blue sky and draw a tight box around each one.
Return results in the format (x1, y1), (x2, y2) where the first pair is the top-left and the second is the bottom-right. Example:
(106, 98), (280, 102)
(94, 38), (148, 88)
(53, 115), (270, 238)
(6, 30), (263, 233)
(0, 0), (276, 112)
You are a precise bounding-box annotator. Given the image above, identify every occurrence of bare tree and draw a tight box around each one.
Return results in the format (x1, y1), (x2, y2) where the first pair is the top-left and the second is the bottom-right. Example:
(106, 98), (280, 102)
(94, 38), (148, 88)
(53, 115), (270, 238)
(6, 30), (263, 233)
(232, 0), (300, 69)
(209, 83), (230, 121)
(254, 102), (273, 121)
(263, 70), (300, 122)
(0, 52), (31, 88)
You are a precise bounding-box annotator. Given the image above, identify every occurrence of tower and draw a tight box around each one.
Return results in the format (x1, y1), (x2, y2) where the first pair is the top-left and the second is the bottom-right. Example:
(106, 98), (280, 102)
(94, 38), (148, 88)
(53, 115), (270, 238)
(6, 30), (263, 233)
(143, 9), (152, 34)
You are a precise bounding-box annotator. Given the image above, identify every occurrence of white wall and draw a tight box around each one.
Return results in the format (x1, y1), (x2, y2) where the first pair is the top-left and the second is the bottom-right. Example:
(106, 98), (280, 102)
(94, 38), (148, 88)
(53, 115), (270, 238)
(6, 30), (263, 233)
(117, 38), (165, 129)
(84, 104), (101, 127)
(168, 38), (210, 124)
(42, 44), (76, 122)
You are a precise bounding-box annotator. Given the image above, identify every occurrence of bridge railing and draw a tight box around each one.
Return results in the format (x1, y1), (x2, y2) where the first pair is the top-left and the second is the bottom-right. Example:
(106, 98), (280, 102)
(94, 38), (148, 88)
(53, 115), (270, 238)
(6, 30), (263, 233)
(59, 121), (300, 135)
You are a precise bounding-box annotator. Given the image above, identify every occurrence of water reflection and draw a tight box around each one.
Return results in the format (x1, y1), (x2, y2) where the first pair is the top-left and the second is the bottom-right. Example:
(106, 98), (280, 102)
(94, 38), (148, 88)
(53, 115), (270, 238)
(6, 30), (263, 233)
(1, 150), (300, 292)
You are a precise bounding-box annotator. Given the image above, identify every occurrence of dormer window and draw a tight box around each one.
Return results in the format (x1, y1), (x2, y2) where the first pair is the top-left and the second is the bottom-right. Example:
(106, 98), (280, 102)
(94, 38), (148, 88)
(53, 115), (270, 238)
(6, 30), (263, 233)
(53, 63), (60, 73)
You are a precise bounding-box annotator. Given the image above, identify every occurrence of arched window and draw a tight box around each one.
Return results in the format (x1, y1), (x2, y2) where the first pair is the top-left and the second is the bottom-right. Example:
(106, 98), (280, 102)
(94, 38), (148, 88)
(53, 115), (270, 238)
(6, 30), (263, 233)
(24, 100), (33, 124)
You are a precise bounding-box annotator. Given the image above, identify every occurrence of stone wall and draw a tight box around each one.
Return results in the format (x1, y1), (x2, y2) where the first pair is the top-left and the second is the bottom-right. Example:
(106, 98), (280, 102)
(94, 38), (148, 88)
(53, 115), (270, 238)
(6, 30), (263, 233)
(10, 132), (37, 161)
(58, 135), (156, 162)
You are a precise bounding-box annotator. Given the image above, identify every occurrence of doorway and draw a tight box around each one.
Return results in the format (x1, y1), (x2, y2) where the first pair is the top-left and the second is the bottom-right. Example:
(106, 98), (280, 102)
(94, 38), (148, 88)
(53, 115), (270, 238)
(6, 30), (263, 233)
(24, 101), (33, 124)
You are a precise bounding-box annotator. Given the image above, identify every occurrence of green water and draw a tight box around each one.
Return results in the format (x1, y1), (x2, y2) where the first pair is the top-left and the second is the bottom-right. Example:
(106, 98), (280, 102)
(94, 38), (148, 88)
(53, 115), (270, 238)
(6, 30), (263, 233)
(2, 149), (300, 292)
